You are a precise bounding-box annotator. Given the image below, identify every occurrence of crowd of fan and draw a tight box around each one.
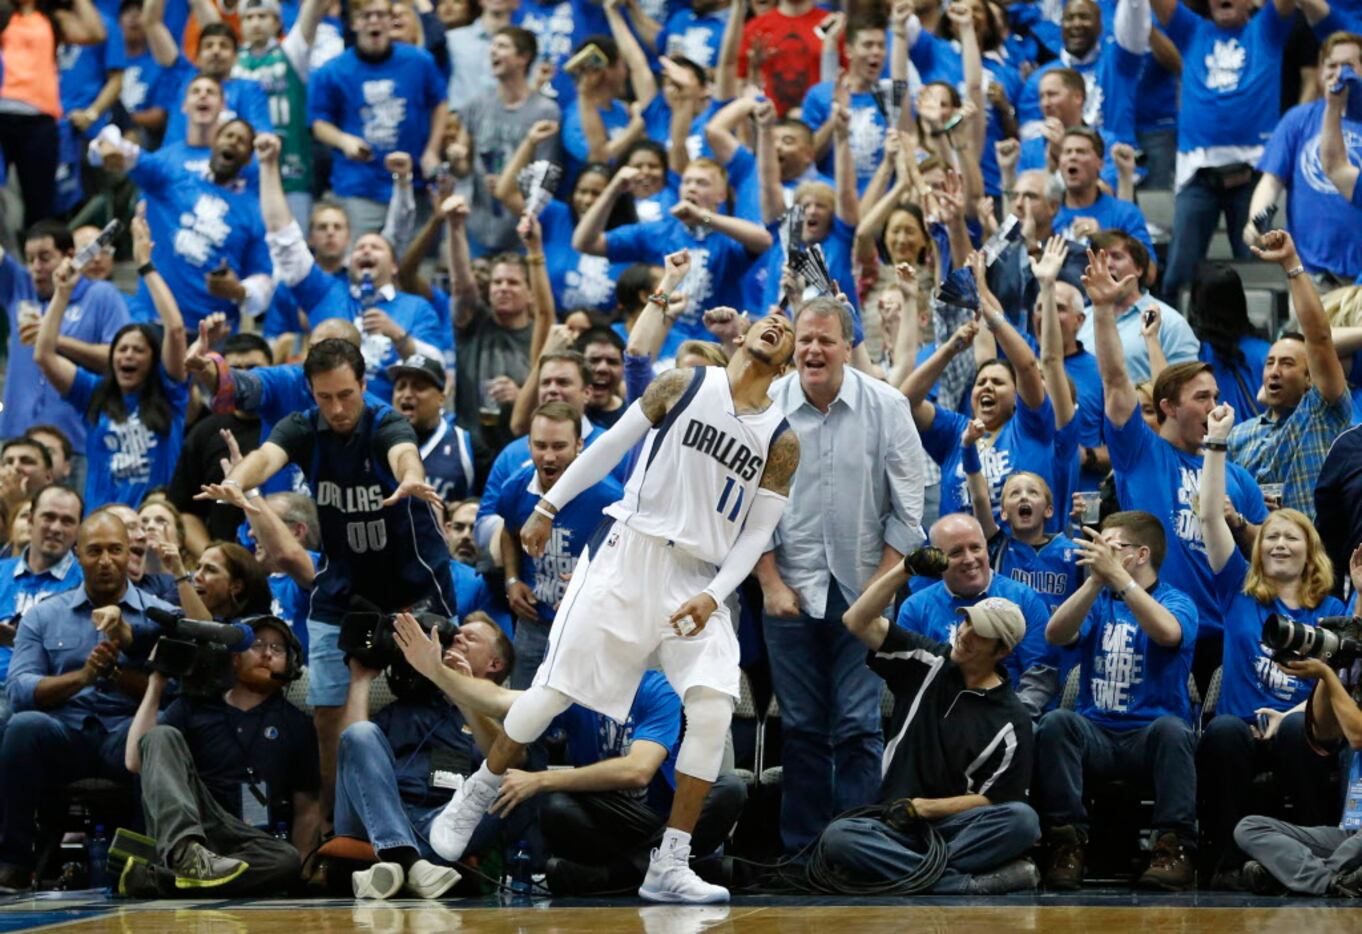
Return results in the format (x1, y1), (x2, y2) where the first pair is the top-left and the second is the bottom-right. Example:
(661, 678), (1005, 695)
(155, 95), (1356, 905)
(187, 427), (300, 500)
(0, 0), (1360, 904)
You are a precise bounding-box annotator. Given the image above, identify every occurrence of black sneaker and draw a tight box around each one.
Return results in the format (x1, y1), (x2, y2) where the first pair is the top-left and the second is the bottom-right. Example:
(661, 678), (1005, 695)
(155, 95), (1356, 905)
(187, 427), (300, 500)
(1240, 859), (1286, 896)
(545, 857), (611, 896)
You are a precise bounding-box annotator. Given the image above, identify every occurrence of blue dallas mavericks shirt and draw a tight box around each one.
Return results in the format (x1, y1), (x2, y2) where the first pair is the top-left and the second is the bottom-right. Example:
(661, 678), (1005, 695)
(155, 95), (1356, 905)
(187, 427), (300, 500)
(539, 199), (629, 316)
(127, 149), (271, 332)
(0, 550), (83, 681)
(552, 669), (681, 815)
(307, 43), (445, 202)
(1070, 580), (1198, 730)
(1165, 2), (1293, 159)
(154, 57), (274, 146)
(495, 463), (622, 626)
(267, 402), (455, 620)
(1212, 549), (1346, 721)
(895, 574), (1056, 688)
(991, 532), (1081, 613)
(1106, 405), (1267, 638)
(418, 414), (478, 503)
(65, 366), (190, 510)
(1016, 36), (1143, 144)
(800, 81), (888, 193)
(290, 270), (444, 402)
(920, 395), (1058, 527)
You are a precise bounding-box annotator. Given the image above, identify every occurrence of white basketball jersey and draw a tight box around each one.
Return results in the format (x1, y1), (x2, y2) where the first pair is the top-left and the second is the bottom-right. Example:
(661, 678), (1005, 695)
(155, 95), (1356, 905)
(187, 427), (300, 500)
(606, 367), (790, 566)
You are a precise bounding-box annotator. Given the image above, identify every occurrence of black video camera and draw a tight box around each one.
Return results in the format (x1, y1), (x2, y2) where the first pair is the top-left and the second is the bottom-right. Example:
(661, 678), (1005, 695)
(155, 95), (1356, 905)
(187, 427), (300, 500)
(146, 608), (259, 697)
(1262, 613), (1362, 668)
(338, 602), (458, 701)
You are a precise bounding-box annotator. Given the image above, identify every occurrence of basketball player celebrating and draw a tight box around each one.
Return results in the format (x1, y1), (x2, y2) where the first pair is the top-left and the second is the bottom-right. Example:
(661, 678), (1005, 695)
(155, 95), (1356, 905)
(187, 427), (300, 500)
(427, 252), (801, 903)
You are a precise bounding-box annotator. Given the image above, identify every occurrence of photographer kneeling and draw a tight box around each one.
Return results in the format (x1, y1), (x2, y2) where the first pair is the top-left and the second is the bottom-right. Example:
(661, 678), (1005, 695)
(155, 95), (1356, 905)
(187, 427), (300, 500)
(119, 611), (320, 896)
(1233, 599), (1362, 897)
(334, 610), (513, 900)
(819, 560), (1041, 894)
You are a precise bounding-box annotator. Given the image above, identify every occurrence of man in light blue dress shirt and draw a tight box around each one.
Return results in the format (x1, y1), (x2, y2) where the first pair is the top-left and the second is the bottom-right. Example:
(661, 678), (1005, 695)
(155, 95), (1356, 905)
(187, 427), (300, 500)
(0, 510), (173, 892)
(757, 297), (927, 854)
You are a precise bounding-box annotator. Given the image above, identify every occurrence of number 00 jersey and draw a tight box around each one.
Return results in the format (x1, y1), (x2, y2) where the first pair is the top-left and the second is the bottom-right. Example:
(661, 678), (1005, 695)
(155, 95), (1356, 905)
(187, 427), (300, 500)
(606, 367), (789, 566)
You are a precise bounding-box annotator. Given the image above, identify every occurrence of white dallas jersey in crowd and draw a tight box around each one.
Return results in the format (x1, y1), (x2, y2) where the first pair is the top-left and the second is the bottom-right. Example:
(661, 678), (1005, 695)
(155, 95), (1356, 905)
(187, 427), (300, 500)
(605, 366), (789, 566)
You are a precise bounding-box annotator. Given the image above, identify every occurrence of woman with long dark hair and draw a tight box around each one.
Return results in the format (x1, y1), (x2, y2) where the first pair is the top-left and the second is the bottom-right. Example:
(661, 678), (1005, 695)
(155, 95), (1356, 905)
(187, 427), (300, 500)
(155, 538), (273, 623)
(33, 216), (187, 509)
(0, 0), (106, 225)
(1188, 263), (1270, 421)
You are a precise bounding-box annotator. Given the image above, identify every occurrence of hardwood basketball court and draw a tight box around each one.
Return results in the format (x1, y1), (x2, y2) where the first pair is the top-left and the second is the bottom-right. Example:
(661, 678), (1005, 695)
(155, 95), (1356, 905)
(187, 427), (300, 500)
(1, 892), (1358, 933)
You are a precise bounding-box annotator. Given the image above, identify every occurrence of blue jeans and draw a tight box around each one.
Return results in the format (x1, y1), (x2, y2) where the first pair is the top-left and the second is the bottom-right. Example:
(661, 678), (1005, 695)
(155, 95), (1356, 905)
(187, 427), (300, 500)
(764, 584), (884, 853)
(510, 616), (550, 691)
(1033, 709), (1197, 846)
(820, 802), (1040, 892)
(0, 711), (132, 870)
(334, 721), (501, 860)
(1136, 127), (1177, 191)
(1161, 168), (1255, 302)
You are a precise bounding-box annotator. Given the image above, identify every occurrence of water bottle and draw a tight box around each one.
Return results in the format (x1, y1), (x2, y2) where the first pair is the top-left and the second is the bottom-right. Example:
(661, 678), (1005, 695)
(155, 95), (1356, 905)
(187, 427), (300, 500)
(359, 269), (377, 309)
(87, 825), (110, 891)
(72, 220), (122, 272)
(508, 840), (532, 896)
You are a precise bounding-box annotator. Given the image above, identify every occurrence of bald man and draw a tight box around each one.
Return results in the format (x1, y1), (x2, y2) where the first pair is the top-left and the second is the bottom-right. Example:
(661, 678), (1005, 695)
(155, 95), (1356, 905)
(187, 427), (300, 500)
(0, 511), (176, 892)
(892, 515), (1058, 716)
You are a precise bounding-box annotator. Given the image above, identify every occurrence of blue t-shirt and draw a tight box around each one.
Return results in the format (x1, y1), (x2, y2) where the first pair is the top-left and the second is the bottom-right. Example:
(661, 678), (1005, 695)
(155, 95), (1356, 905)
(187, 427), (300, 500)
(155, 58), (274, 145)
(127, 150), (271, 333)
(451, 560), (513, 636)
(920, 394), (1059, 524)
(65, 365), (190, 509)
(512, 0), (610, 106)
(0, 551), (84, 681)
(1071, 580), (1198, 730)
(1064, 346), (1106, 491)
(992, 532), (1081, 614)
(294, 270), (443, 402)
(894, 574), (1056, 687)
(801, 80), (889, 192)
(540, 199), (629, 314)
(58, 15), (126, 137)
(657, 7), (729, 69)
(1258, 99), (1362, 279)
(606, 215), (773, 339)
(119, 50), (164, 116)
(1198, 337), (1269, 424)
(551, 669), (681, 814)
(268, 553), (317, 654)
(1165, 2), (1294, 154)
(1105, 404), (1268, 638)
(307, 44), (446, 201)
(562, 98), (630, 183)
(1212, 549), (1346, 720)
(496, 463), (621, 625)
(1053, 192), (1152, 251)
(1016, 39), (1143, 144)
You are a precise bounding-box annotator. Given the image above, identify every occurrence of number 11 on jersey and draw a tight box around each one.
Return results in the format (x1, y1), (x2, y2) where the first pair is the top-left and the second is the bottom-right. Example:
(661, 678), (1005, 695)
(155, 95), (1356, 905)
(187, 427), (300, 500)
(716, 476), (744, 522)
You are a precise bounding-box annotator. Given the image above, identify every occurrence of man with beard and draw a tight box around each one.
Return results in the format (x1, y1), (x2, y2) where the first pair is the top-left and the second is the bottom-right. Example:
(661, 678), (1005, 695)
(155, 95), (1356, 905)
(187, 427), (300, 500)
(117, 615), (320, 895)
(142, 0), (272, 145)
(256, 133), (444, 403)
(388, 354), (483, 502)
(0, 512), (172, 892)
(93, 103), (274, 333)
(576, 328), (626, 428)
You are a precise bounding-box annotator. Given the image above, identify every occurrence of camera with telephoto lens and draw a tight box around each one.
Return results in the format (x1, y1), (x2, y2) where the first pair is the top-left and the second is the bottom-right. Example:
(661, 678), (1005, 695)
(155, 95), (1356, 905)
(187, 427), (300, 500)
(1261, 613), (1362, 668)
(338, 601), (458, 701)
(146, 607), (263, 697)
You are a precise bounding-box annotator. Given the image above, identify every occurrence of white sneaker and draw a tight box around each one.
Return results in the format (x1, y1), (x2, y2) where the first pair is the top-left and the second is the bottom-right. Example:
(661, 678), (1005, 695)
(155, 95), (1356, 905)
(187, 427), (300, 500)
(403, 859), (461, 899)
(428, 771), (499, 861)
(352, 862), (404, 900)
(638, 845), (729, 904)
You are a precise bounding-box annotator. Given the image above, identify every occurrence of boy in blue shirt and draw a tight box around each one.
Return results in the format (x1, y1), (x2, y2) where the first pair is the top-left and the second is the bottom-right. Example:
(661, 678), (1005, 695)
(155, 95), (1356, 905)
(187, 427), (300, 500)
(1035, 510), (1199, 891)
(496, 401), (623, 689)
(1154, 0), (1295, 301)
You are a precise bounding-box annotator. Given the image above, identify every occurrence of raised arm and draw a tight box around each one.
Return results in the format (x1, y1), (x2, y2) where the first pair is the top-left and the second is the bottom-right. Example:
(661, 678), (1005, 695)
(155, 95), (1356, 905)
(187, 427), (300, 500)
(605, 0), (659, 113)
(141, 0), (180, 68)
(753, 98), (785, 226)
(1083, 249), (1141, 426)
(623, 0), (662, 52)
(670, 200), (773, 254)
(34, 260), (81, 397)
(1321, 80), (1359, 204)
(573, 168), (635, 256)
(54, 0), (107, 44)
(961, 418), (1000, 539)
(842, 561), (911, 650)
(713, 0), (745, 102)
(704, 95), (756, 167)
(832, 95), (859, 226)
(255, 134), (292, 234)
(1252, 229), (1346, 403)
(974, 253), (1046, 410)
(901, 319), (980, 422)
(444, 195), (480, 329)
(944, 3), (986, 160)
(854, 178), (909, 266)
(1198, 403), (1237, 573)
(625, 251), (691, 359)
(1150, 0), (1177, 27)
(125, 671), (168, 773)
(662, 58), (699, 176)
(1034, 236), (1075, 427)
(134, 216), (187, 382)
